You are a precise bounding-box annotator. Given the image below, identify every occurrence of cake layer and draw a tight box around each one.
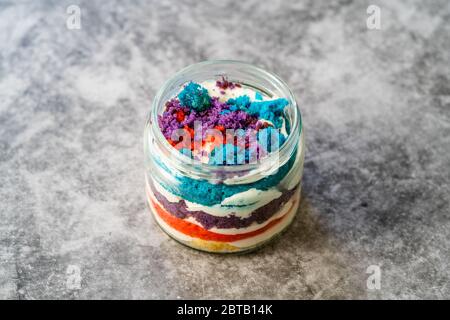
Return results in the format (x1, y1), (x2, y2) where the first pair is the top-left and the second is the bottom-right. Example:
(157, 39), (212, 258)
(149, 177), (298, 230)
(147, 187), (300, 251)
(148, 191), (285, 242)
(151, 177), (284, 218)
(185, 194), (298, 235)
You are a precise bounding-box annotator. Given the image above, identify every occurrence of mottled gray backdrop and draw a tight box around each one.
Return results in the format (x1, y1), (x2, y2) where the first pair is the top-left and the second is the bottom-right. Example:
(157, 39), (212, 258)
(0, 0), (449, 299)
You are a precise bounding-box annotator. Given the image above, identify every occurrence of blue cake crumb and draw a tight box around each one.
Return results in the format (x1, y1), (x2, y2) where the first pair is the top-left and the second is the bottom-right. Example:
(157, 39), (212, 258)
(255, 91), (263, 100)
(227, 95), (288, 129)
(178, 82), (211, 111)
(227, 95), (251, 112)
(248, 99), (288, 128)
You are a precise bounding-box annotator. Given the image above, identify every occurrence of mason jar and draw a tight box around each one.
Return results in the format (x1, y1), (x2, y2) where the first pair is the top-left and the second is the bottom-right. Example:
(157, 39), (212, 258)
(144, 60), (305, 253)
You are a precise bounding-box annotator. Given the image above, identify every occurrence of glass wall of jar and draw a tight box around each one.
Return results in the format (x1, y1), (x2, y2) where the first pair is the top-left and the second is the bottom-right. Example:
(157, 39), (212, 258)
(144, 61), (305, 253)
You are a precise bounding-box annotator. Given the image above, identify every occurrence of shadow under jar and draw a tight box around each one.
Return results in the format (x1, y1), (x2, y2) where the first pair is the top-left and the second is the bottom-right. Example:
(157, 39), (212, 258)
(144, 61), (305, 253)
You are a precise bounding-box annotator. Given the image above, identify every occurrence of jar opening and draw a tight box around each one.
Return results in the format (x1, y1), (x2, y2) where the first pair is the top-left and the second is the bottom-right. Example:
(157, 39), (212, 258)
(145, 60), (302, 182)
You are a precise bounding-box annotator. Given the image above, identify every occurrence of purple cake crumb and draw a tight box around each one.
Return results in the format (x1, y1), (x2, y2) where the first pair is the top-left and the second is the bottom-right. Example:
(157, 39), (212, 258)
(216, 76), (237, 90)
(157, 80), (287, 163)
(158, 97), (260, 141)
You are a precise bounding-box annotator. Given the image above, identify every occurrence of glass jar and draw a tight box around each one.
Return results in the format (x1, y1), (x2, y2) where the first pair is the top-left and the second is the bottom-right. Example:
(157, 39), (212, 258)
(144, 60), (305, 253)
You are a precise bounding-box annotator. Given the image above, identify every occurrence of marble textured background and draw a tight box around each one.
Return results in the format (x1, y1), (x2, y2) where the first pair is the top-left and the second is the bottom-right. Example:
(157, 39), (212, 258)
(1, 0), (449, 299)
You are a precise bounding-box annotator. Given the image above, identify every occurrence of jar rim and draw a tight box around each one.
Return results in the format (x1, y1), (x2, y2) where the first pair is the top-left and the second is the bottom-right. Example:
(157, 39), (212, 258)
(146, 60), (302, 180)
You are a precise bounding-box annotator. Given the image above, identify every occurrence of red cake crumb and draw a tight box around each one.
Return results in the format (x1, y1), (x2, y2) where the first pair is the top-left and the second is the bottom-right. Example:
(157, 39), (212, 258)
(214, 125), (225, 132)
(176, 110), (185, 122)
(216, 76), (237, 90)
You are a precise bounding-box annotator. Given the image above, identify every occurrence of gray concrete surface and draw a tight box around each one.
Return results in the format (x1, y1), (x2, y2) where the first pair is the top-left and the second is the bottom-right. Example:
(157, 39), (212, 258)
(0, 0), (449, 299)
